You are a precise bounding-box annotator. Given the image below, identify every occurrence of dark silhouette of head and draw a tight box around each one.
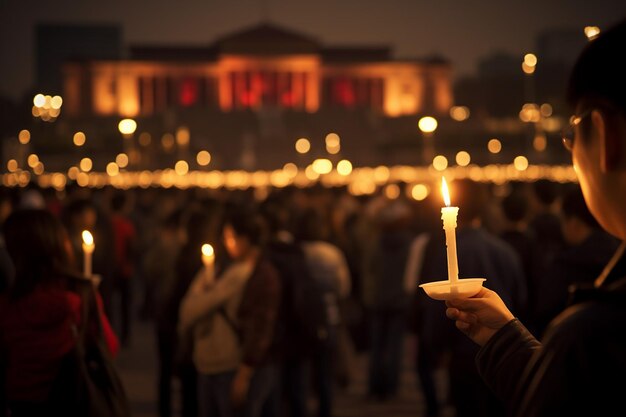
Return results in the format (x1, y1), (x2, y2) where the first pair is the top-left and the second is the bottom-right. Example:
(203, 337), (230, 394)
(3, 209), (76, 298)
(567, 19), (626, 115)
(451, 179), (488, 226)
(502, 191), (529, 223)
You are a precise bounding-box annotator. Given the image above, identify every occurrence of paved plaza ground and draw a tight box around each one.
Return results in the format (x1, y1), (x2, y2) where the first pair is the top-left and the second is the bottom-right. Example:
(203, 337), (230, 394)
(115, 317), (454, 417)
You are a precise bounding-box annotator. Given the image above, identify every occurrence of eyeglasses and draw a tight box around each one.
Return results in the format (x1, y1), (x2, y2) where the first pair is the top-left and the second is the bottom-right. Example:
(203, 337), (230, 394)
(561, 109), (593, 151)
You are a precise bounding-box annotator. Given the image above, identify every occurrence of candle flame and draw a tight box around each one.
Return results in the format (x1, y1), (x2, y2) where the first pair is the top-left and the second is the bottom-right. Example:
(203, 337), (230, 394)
(82, 230), (94, 246)
(441, 177), (451, 207)
(201, 244), (214, 257)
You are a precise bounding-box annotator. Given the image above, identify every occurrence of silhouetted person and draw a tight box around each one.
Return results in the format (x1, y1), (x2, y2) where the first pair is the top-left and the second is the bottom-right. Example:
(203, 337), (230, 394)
(533, 185), (620, 336)
(0, 209), (119, 416)
(445, 20), (626, 417)
(420, 179), (526, 417)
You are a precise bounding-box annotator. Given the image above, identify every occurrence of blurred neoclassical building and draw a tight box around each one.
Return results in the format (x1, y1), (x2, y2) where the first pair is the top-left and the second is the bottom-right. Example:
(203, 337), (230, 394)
(62, 23), (453, 119)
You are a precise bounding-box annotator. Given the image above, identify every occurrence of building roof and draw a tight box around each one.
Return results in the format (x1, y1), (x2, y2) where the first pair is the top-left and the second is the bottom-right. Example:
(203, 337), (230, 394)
(129, 45), (217, 61)
(321, 46), (391, 63)
(211, 22), (321, 55)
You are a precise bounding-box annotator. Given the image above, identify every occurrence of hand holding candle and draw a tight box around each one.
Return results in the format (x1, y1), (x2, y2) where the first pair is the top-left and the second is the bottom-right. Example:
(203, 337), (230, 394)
(82, 230), (94, 278)
(418, 177), (485, 300)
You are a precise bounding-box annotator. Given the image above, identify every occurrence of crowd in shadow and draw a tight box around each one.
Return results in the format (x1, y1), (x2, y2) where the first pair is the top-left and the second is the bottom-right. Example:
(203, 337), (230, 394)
(0, 177), (618, 417)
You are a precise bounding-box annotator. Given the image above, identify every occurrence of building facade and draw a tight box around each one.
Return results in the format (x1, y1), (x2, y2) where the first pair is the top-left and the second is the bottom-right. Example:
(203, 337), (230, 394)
(63, 23), (453, 119)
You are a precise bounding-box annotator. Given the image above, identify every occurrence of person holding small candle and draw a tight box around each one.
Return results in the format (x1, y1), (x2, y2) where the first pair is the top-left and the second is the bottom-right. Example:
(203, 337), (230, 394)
(418, 178), (526, 417)
(178, 203), (281, 417)
(444, 19), (626, 417)
(0, 209), (119, 416)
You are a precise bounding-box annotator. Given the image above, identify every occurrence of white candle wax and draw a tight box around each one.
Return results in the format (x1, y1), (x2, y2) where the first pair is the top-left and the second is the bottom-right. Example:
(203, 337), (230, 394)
(82, 230), (95, 278)
(201, 244), (215, 284)
(441, 206), (459, 283)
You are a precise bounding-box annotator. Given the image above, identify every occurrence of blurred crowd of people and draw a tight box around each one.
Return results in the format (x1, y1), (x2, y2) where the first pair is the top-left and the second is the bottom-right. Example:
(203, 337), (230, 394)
(0, 176), (618, 417)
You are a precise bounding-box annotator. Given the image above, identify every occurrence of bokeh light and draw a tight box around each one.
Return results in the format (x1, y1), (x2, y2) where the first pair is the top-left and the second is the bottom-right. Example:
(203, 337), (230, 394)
(197, 150), (211, 166)
(73, 132), (86, 146)
(295, 138), (311, 154)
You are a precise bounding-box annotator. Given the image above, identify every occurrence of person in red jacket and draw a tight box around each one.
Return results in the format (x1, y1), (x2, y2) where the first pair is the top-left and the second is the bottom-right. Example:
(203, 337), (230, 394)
(0, 209), (119, 416)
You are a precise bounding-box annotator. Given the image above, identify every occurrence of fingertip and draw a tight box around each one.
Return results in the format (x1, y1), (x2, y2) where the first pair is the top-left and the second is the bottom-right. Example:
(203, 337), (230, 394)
(456, 321), (470, 331)
(446, 307), (459, 319)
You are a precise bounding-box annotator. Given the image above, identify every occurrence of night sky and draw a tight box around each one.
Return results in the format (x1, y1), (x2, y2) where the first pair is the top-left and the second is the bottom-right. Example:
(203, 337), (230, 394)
(1, 0), (625, 100)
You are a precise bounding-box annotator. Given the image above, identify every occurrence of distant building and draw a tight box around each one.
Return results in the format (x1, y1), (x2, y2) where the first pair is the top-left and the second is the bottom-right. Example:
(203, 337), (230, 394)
(62, 22), (453, 119)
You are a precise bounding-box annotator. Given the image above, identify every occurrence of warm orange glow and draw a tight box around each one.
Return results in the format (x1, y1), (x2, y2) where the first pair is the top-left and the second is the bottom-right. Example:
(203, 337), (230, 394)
(433, 155), (448, 171)
(337, 160), (352, 176)
(418, 116), (438, 133)
(18, 130), (31, 145)
(27, 154), (39, 168)
(33, 94), (45, 107)
(488, 139), (502, 154)
(175, 160), (189, 175)
(441, 177), (451, 207)
(312, 158), (332, 175)
(295, 138), (311, 154)
(201, 244), (214, 258)
(106, 162), (120, 176)
(455, 151), (471, 167)
(584, 26), (600, 40)
(450, 106), (470, 121)
(514, 156), (529, 171)
(524, 53), (537, 67)
(411, 184), (429, 201)
(80, 158), (93, 172)
(73, 132), (86, 146)
(118, 119), (137, 135)
(197, 151), (211, 166)
(82, 230), (94, 246)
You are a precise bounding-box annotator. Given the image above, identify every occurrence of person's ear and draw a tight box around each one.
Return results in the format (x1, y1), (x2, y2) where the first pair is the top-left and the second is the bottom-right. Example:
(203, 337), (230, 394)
(594, 110), (621, 172)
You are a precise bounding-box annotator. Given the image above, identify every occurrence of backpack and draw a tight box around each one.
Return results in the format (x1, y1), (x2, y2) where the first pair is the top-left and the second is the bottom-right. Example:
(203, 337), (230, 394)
(265, 240), (334, 357)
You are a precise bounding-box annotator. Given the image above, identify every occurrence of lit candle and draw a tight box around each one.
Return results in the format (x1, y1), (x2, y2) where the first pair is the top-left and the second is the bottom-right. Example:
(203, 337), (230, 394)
(201, 243), (215, 284)
(440, 178), (459, 283)
(82, 230), (95, 278)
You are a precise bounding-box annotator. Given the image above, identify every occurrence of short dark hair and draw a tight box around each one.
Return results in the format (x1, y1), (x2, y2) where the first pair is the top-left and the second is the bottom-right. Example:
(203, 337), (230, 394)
(567, 19), (626, 113)
(452, 179), (487, 224)
(3, 209), (75, 298)
(501, 191), (529, 223)
(532, 179), (560, 206)
(223, 203), (267, 246)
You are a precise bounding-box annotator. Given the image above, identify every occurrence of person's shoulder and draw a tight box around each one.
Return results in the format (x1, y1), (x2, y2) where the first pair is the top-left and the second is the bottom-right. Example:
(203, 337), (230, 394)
(545, 297), (626, 347)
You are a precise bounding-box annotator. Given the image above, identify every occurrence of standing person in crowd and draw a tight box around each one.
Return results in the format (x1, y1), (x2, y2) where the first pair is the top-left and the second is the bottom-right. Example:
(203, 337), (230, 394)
(0, 209), (119, 416)
(526, 179), (565, 333)
(179, 202), (282, 417)
(164, 207), (219, 417)
(0, 187), (15, 293)
(295, 207), (351, 417)
(532, 185), (620, 337)
(444, 20), (626, 417)
(259, 194), (309, 417)
(499, 187), (535, 325)
(144, 209), (186, 417)
(109, 190), (138, 347)
(362, 198), (415, 402)
(420, 179), (526, 417)
(62, 198), (116, 313)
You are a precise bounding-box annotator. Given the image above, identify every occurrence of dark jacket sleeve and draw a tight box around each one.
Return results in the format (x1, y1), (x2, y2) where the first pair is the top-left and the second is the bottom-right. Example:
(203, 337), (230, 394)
(238, 258), (282, 367)
(476, 319), (541, 404)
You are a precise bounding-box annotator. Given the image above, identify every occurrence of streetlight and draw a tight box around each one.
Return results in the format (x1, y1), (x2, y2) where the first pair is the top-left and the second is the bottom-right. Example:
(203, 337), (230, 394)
(118, 118), (137, 168)
(522, 53), (537, 103)
(418, 116), (438, 164)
